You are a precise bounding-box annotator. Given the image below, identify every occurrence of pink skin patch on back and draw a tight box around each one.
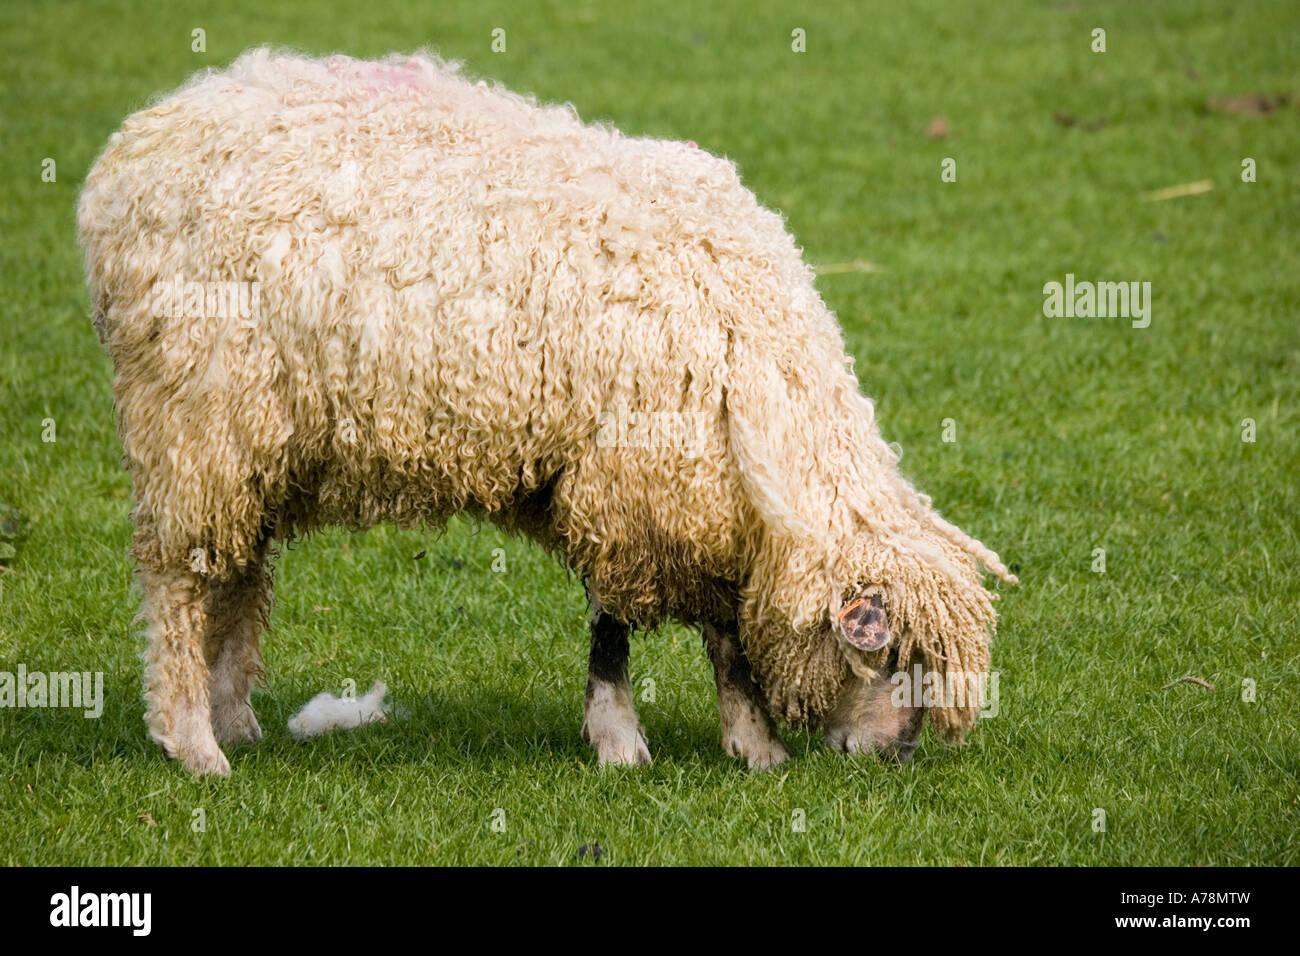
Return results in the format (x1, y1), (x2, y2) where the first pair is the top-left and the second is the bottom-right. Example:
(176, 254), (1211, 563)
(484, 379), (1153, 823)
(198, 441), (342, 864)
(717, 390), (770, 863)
(327, 57), (429, 95)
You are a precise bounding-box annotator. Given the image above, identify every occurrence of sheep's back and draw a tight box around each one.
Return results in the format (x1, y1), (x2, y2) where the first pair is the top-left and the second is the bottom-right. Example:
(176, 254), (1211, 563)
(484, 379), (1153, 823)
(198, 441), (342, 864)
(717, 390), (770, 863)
(77, 50), (788, 589)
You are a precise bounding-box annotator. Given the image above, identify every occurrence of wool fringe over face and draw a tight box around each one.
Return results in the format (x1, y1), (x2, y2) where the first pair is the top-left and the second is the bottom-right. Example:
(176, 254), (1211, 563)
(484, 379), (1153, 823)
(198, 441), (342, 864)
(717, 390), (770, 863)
(78, 48), (1017, 742)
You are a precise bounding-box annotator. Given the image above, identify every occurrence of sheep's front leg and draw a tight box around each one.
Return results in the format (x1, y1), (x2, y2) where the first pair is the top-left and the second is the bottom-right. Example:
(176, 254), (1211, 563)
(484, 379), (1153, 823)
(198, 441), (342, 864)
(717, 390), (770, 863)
(581, 607), (651, 767)
(703, 620), (790, 771)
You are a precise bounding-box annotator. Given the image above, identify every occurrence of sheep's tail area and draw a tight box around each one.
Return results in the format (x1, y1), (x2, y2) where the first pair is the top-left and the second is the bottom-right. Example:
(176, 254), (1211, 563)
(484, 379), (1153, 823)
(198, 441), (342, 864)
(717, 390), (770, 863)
(724, 327), (1016, 739)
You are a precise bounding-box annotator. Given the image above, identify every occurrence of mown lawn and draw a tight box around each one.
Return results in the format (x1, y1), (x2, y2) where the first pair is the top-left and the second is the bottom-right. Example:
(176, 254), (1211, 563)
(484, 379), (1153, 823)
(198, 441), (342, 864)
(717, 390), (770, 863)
(0, 0), (1297, 865)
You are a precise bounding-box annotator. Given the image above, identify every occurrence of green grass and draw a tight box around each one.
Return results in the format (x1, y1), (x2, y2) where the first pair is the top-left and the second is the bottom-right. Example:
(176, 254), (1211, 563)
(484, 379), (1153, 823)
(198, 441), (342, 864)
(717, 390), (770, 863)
(1, 0), (1297, 865)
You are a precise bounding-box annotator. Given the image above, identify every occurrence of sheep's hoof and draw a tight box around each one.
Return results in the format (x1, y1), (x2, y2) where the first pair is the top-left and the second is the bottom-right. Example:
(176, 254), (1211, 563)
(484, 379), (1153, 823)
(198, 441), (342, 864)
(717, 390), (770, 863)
(174, 741), (232, 778)
(719, 707), (790, 771)
(213, 706), (262, 745)
(724, 733), (790, 772)
(825, 727), (918, 765)
(153, 717), (232, 776)
(746, 739), (790, 772)
(825, 725), (874, 754)
(585, 722), (652, 767)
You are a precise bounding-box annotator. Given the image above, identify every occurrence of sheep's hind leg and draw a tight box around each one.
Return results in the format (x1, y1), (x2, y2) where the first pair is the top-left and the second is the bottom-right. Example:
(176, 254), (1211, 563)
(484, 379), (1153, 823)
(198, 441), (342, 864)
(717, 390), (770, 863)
(140, 565), (230, 776)
(703, 619), (790, 771)
(204, 547), (273, 746)
(581, 605), (651, 767)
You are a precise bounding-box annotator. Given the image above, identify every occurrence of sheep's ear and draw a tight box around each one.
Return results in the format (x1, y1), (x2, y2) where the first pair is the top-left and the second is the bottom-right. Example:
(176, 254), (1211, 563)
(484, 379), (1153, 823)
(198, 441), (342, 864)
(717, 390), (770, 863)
(838, 591), (890, 651)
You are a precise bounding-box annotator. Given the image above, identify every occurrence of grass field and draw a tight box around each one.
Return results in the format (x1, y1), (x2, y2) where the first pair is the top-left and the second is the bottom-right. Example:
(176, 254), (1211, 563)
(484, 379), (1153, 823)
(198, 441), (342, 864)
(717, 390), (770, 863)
(1, 0), (1297, 865)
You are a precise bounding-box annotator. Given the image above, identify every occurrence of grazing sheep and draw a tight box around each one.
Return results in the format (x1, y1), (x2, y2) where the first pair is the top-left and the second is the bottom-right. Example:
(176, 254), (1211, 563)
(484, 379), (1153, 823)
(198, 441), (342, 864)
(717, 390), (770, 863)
(77, 49), (1017, 777)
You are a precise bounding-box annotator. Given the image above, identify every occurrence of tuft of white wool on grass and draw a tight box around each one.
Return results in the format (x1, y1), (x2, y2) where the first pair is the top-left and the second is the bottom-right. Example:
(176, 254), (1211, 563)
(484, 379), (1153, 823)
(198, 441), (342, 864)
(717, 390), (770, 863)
(287, 681), (389, 739)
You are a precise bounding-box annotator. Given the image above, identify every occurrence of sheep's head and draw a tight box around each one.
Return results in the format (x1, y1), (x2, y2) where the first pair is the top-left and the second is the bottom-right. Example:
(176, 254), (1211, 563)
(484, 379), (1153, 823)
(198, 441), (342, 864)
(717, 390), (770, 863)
(741, 540), (1000, 748)
(822, 585), (925, 762)
(825, 644), (927, 763)
(823, 572), (996, 756)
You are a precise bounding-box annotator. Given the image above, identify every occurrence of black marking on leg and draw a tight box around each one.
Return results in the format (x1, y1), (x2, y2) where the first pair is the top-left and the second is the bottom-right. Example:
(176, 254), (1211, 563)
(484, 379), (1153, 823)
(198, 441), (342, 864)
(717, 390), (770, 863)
(705, 619), (768, 709)
(588, 611), (631, 687)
